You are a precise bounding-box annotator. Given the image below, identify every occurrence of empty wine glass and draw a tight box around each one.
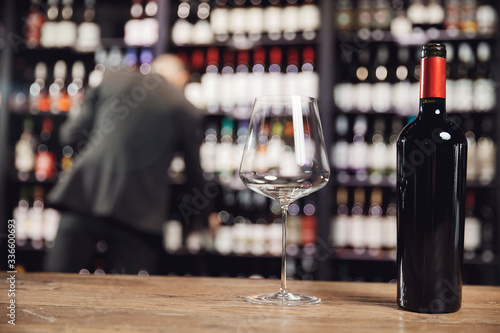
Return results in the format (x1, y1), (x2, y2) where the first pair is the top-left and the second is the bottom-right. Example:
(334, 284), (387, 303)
(239, 95), (330, 305)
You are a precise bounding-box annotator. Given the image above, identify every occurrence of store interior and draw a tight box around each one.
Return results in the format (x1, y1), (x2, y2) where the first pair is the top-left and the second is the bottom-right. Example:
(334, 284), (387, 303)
(0, 0), (499, 285)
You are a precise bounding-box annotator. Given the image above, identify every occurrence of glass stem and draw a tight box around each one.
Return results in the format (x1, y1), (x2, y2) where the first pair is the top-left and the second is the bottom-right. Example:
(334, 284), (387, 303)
(280, 204), (289, 297)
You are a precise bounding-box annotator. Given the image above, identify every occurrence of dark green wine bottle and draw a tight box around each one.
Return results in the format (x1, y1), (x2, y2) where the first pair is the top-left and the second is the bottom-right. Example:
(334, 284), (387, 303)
(396, 43), (467, 313)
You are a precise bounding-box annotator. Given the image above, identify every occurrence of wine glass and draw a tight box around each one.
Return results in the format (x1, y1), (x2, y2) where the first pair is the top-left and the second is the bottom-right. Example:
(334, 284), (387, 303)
(239, 95), (330, 305)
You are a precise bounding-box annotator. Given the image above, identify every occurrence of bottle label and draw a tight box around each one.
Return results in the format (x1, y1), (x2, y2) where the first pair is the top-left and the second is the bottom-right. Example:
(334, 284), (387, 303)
(420, 57), (446, 98)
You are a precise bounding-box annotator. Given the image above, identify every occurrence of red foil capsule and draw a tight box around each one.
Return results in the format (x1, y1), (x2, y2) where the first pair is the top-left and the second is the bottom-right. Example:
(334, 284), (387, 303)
(419, 57), (446, 99)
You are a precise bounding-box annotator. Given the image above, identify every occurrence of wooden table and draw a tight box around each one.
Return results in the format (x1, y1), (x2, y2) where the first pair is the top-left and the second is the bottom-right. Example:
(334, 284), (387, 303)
(1, 273), (499, 332)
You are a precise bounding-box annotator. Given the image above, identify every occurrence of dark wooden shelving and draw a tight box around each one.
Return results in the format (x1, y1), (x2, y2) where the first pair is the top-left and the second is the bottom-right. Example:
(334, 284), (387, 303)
(9, 111), (69, 118)
(2, 0), (499, 284)
(333, 175), (497, 189)
(171, 34), (318, 50)
(336, 29), (497, 46)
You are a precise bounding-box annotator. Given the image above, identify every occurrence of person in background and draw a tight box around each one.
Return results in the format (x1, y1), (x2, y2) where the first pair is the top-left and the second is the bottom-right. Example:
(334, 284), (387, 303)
(45, 54), (211, 274)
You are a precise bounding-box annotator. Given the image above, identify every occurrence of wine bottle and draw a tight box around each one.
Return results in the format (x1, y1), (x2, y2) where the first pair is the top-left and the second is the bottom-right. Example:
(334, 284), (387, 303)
(40, 0), (59, 48)
(372, 0), (392, 32)
(299, 0), (320, 40)
(368, 117), (387, 183)
(249, 47), (266, 104)
(463, 190), (481, 257)
(334, 46), (354, 112)
(264, 47), (282, 96)
(12, 186), (31, 245)
(139, 47), (154, 75)
(462, 123), (476, 183)
(216, 117), (234, 185)
(29, 185), (45, 248)
(392, 47), (412, 115)
(335, 0), (354, 32)
(381, 198), (397, 251)
(57, 0), (77, 48)
(355, 0), (372, 35)
(455, 43), (475, 112)
(348, 115), (368, 180)
(460, 0), (478, 35)
(210, 0), (230, 42)
(220, 49), (236, 113)
(476, 118), (496, 185)
(386, 117), (401, 180)
(287, 203), (301, 248)
(349, 187), (365, 252)
(25, 0), (45, 48)
(141, 0), (160, 46)
(407, 0), (427, 28)
(444, 42), (456, 113)
(444, 0), (461, 32)
(476, 1), (498, 36)
(29, 62), (50, 113)
(228, 0), (246, 38)
(372, 45), (392, 113)
(124, 0), (144, 46)
(301, 202), (317, 246)
(88, 49), (106, 88)
(365, 187), (383, 252)
(390, 7), (412, 38)
(192, 1), (213, 44)
(233, 51), (250, 116)
(298, 46), (319, 99)
(332, 115), (349, 179)
(67, 61), (86, 115)
(283, 47), (299, 96)
(246, 0), (264, 41)
(184, 49), (205, 109)
(232, 119), (248, 174)
(201, 47), (220, 113)
(61, 145), (74, 172)
(76, 0), (101, 52)
(427, 0), (445, 29)
(199, 121), (218, 175)
(473, 42), (495, 112)
(282, 0), (299, 41)
(35, 117), (56, 181)
(264, 0), (283, 40)
(15, 118), (37, 180)
(353, 49), (371, 112)
(331, 187), (349, 248)
(49, 60), (70, 113)
(397, 43), (467, 313)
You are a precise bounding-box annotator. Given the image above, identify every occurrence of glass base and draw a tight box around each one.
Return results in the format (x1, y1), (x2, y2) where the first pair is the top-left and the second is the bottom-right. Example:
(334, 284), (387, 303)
(245, 292), (321, 306)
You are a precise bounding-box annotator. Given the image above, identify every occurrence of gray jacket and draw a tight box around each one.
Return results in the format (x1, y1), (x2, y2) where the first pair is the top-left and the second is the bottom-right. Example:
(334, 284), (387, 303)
(48, 70), (207, 234)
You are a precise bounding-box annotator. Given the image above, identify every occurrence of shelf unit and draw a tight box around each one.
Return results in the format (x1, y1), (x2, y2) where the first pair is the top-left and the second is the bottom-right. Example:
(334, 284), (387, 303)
(0, 0), (499, 285)
(325, 1), (500, 285)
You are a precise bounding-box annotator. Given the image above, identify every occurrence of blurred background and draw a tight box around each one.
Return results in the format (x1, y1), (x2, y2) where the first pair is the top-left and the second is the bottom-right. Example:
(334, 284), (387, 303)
(0, 0), (499, 285)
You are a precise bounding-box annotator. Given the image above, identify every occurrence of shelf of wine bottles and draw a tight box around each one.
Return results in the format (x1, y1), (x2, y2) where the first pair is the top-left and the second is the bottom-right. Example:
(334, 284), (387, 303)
(166, 0), (324, 278)
(3, 0), (499, 283)
(330, 186), (497, 264)
(328, 0), (499, 283)
(170, 0), (321, 47)
(334, 0), (497, 41)
(178, 45), (319, 118)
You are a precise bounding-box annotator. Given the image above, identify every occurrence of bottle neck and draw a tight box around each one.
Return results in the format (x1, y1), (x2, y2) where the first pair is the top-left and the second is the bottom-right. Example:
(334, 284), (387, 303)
(419, 56), (446, 99)
(418, 97), (446, 119)
(419, 55), (446, 119)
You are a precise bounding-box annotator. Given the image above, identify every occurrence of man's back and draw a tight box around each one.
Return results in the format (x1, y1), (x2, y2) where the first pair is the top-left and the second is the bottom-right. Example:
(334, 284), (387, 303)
(48, 70), (204, 234)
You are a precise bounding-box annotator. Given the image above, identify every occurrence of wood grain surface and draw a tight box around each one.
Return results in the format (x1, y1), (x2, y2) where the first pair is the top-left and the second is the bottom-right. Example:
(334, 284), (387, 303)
(0, 272), (499, 332)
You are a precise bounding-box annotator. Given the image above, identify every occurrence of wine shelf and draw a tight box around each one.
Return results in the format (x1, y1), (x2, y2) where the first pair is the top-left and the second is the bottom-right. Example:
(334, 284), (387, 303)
(336, 29), (498, 46)
(171, 34), (319, 49)
(1, 0), (499, 285)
